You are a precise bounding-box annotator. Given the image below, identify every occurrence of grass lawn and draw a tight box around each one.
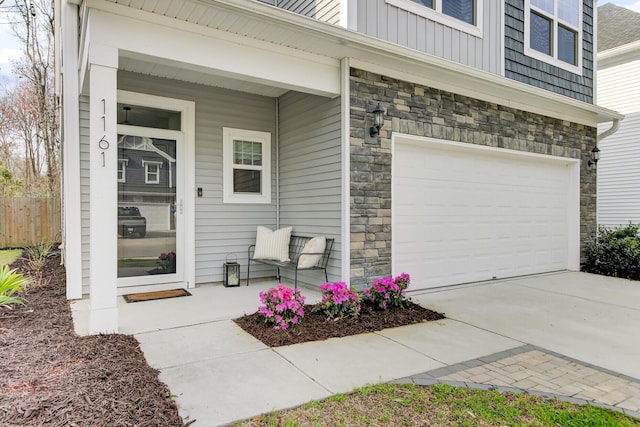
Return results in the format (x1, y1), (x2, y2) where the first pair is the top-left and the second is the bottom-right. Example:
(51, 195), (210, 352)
(235, 383), (640, 427)
(0, 249), (22, 267)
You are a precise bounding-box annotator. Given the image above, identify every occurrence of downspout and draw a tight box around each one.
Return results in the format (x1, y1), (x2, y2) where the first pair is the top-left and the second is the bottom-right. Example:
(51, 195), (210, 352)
(597, 118), (620, 143)
(275, 98), (280, 229)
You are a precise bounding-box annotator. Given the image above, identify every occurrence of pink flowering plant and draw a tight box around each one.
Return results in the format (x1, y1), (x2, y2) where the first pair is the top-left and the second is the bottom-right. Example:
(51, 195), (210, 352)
(258, 284), (305, 330)
(312, 282), (362, 320)
(364, 273), (411, 310)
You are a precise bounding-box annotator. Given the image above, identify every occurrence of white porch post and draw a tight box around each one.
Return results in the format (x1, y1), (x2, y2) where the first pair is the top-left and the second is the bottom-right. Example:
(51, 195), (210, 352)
(88, 45), (119, 333)
(61, 0), (82, 299)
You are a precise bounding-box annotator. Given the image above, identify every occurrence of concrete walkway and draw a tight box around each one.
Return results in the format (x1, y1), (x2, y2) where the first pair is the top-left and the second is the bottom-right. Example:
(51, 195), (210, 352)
(73, 272), (640, 426)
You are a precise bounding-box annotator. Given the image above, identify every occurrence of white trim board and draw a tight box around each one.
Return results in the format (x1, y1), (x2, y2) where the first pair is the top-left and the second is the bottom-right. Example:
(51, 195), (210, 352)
(117, 91), (196, 290)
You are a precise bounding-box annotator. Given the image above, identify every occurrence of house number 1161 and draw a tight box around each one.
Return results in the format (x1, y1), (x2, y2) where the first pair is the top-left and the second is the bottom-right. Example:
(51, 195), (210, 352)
(98, 98), (109, 167)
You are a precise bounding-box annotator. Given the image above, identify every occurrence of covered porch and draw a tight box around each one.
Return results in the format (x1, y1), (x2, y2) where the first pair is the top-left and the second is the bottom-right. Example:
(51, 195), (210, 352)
(62, 0), (352, 334)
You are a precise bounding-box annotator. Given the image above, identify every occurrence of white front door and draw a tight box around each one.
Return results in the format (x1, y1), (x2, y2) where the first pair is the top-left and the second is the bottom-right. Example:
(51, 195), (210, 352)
(116, 125), (183, 287)
(393, 135), (580, 290)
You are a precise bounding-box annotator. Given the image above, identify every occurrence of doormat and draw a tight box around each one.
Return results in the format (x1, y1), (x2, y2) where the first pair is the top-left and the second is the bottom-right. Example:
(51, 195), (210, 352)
(123, 288), (191, 303)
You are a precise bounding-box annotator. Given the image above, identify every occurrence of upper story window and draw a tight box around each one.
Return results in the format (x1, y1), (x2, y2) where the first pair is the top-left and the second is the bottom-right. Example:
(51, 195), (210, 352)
(386, 0), (482, 37)
(412, 0), (475, 25)
(525, 0), (582, 74)
(143, 161), (162, 184)
(117, 159), (128, 183)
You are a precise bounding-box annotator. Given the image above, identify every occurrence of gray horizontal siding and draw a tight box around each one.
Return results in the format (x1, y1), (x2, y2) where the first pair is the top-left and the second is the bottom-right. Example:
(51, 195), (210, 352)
(80, 96), (90, 295)
(504, 0), (594, 102)
(118, 71), (278, 285)
(278, 91), (343, 286)
(355, 0), (501, 74)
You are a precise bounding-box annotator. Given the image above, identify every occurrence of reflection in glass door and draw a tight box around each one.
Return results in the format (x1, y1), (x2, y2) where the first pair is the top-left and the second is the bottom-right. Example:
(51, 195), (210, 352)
(117, 133), (178, 280)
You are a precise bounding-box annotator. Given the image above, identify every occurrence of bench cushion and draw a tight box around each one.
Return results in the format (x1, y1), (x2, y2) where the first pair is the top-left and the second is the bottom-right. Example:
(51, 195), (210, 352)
(253, 226), (292, 262)
(297, 236), (326, 268)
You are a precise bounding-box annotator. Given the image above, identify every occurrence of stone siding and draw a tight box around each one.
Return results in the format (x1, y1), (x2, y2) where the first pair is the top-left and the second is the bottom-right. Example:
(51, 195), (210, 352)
(349, 68), (597, 289)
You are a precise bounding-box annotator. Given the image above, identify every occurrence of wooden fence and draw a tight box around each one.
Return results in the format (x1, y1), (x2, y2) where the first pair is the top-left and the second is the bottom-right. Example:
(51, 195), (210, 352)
(0, 198), (61, 248)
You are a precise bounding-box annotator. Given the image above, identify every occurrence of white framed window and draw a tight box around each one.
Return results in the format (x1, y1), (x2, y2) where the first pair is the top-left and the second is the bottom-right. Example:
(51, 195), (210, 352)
(223, 127), (271, 204)
(386, 0), (483, 38)
(143, 160), (162, 184)
(525, 0), (583, 74)
(117, 159), (128, 183)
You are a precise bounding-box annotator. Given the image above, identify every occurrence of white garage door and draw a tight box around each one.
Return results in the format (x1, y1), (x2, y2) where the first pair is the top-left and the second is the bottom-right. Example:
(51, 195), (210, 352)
(393, 137), (580, 290)
(119, 202), (170, 232)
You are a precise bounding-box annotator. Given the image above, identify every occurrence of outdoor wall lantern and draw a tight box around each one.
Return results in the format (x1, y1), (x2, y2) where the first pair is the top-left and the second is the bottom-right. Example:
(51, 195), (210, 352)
(121, 106), (132, 125)
(369, 103), (385, 137)
(223, 255), (240, 287)
(588, 146), (600, 168)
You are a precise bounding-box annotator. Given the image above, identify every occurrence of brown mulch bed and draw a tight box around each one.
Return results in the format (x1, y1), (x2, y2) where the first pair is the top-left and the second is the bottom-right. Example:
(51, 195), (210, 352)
(234, 302), (446, 347)
(0, 255), (186, 426)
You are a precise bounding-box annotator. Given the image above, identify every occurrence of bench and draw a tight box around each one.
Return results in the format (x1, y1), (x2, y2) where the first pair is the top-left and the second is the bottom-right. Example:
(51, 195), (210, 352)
(247, 235), (335, 287)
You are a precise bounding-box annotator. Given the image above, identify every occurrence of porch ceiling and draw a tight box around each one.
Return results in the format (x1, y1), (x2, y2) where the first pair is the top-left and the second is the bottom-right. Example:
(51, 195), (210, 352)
(105, 0), (340, 57)
(119, 53), (290, 98)
(105, 0), (342, 98)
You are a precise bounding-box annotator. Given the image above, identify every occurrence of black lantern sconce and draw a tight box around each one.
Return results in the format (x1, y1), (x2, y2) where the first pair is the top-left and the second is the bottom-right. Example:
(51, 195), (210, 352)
(223, 255), (240, 287)
(369, 103), (385, 137)
(588, 146), (600, 168)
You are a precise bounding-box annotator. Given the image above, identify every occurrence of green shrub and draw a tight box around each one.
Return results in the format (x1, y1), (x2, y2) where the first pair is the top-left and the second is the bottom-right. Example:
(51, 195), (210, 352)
(583, 224), (640, 279)
(0, 265), (29, 308)
(23, 241), (56, 286)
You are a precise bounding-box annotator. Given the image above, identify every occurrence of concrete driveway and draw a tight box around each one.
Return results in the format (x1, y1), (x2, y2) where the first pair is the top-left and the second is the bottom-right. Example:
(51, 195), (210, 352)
(410, 272), (640, 379)
(76, 272), (640, 425)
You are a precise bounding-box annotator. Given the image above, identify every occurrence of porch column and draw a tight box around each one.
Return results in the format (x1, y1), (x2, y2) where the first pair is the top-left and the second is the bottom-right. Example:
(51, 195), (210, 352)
(88, 45), (118, 333)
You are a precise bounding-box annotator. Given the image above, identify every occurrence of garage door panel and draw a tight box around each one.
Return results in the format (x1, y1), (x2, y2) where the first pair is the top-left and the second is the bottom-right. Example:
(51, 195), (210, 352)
(394, 140), (575, 290)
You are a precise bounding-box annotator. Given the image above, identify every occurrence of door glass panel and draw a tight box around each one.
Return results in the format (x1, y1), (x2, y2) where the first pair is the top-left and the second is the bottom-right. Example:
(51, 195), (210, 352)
(117, 134), (177, 278)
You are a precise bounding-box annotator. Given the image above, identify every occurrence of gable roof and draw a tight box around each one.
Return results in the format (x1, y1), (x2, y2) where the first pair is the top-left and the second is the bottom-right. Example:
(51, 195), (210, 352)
(598, 3), (640, 52)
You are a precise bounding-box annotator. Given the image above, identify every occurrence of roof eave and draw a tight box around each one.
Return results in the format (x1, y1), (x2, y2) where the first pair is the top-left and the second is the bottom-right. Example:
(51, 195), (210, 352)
(205, 0), (622, 125)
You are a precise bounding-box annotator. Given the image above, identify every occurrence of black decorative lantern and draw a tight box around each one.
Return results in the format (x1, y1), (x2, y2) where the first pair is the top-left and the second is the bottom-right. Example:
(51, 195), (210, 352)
(223, 255), (240, 287)
(588, 146), (600, 168)
(369, 103), (385, 137)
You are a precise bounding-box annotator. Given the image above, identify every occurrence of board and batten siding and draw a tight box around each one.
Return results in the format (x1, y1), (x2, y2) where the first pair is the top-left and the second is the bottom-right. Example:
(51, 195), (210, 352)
(597, 113), (640, 228)
(354, 0), (502, 74)
(278, 91), (343, 285)
(80, 96), (91, 295)
(597, 59), (640, 115)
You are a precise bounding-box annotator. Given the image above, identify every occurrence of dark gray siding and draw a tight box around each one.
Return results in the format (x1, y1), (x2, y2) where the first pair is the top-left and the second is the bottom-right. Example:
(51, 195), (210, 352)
(505, 0), (594, 103)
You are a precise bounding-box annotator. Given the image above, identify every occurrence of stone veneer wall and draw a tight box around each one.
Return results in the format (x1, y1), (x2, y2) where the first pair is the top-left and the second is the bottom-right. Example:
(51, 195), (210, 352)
(349, 68), (597, 289)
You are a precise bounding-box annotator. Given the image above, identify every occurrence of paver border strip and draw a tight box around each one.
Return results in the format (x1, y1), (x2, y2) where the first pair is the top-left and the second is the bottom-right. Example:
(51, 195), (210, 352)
(394, 344), (640, 420)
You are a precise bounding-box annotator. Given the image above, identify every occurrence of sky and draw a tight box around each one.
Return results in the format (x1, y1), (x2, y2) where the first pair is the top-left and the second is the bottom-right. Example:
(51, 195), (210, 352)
(1, 0), (640, 87)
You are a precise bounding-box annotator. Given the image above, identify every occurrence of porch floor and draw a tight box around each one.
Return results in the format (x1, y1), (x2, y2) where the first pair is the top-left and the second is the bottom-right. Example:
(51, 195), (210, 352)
(71, 278), (319, 335)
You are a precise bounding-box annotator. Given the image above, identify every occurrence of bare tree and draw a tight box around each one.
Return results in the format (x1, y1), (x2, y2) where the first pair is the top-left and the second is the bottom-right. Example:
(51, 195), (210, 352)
(1, 0), (58, 196)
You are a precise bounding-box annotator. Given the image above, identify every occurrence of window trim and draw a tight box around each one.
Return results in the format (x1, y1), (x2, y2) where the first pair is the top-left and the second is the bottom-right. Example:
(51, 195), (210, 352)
(117, 159), (128, 183)
(223, 127), (272, 204)
(143, 160), (162, 184)
(524, 0), (583, 75)
(386, 0), (483, 38)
